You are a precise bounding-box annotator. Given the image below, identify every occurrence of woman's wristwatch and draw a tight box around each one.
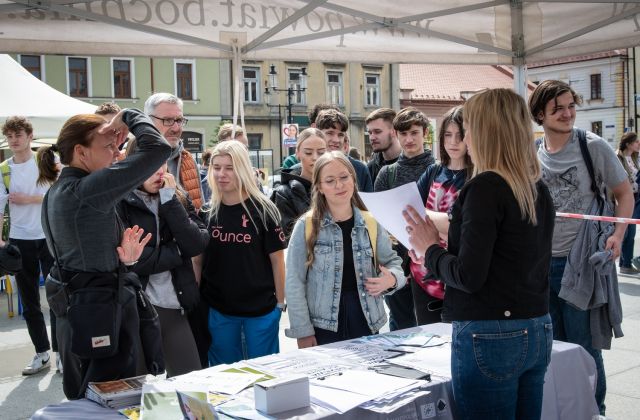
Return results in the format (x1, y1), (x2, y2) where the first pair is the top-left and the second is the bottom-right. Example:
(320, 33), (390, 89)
(277, 302), (287, 312)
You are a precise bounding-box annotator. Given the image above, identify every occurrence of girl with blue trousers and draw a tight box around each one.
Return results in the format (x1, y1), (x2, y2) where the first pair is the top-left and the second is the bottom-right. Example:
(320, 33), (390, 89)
(404, 89), (555, 419)
(285, 151), (404, 348)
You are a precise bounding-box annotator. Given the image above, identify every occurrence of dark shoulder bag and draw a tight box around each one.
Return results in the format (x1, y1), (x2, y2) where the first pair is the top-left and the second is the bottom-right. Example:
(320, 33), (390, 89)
(43, 191), (122, 360)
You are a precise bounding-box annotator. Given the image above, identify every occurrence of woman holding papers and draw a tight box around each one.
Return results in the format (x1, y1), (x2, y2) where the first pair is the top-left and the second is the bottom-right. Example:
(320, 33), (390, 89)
(285, 151), (404, 348)
(403, 89), (555, 418)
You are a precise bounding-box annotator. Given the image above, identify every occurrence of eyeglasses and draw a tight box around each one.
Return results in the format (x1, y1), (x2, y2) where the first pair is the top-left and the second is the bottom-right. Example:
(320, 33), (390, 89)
(321, 174), (352, 188)
(150, 115), (189, 127)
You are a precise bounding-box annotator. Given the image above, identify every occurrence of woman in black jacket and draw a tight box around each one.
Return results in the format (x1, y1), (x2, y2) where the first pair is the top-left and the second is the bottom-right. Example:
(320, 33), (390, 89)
(38, 110), (170, 399)
(271, 128), (326, 240)
(118, 144), (209, 377)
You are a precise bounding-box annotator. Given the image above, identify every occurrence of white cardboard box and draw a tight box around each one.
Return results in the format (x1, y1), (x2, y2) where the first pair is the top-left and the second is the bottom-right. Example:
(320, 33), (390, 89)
(254, 374), (310, 414)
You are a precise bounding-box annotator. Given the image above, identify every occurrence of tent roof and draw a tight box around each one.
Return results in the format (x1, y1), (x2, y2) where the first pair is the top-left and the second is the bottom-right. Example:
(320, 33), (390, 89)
(0, 54), (96, 139)
(1, 1), (639, 65)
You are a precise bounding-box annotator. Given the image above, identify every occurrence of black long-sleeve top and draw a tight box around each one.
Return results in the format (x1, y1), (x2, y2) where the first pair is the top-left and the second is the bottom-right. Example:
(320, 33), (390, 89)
(425, 171), (555, 322)
(43, 109), (171, 273)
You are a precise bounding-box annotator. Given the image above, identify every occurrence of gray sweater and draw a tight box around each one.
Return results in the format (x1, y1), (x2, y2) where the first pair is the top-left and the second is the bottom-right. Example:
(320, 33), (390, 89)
(43, 109), (171, 273)
(560, 197), (624, 350)
(374, 150), (434, 192)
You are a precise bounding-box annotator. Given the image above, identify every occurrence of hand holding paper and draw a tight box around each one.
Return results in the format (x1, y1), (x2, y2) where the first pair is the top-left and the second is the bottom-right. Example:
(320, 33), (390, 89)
(359, 183), (426, 252)
(402, 205), (440, 257)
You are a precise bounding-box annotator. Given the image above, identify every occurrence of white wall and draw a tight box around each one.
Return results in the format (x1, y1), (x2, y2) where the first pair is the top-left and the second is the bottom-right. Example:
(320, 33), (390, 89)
(529, 56), (627, 148)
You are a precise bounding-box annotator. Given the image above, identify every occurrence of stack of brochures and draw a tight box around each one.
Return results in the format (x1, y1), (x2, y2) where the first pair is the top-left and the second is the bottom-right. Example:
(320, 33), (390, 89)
(85, 375), (149, 409)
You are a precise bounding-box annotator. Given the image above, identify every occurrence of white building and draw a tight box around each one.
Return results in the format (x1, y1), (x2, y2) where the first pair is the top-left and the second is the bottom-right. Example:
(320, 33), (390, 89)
(528, 50), (631, 148)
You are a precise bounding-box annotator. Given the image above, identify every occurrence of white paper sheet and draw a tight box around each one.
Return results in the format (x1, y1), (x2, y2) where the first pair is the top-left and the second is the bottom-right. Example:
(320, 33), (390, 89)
(359, 182), (426, 253)
(390, 345), (452, 378)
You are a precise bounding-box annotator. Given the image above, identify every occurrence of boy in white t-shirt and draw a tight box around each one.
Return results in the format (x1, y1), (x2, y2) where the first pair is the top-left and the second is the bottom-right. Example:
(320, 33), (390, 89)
(0, 116), (55, 375)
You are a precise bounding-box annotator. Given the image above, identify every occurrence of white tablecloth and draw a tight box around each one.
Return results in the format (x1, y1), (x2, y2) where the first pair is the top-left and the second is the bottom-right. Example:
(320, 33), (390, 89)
(33, 323), (599, 419)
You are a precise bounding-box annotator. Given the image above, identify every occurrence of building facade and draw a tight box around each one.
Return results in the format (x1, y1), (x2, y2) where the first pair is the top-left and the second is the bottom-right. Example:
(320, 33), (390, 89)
(11, 54), (395, 171)
(528, 50), (631, 146)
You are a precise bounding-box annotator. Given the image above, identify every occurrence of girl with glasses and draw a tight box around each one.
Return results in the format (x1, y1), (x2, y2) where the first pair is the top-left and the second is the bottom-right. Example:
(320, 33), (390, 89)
(285, 151), (404, 347)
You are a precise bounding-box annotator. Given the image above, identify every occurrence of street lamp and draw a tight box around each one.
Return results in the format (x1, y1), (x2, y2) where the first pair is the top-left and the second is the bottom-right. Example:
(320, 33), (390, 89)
(265, 64), (307, 124)
(265, 64), (308, 164)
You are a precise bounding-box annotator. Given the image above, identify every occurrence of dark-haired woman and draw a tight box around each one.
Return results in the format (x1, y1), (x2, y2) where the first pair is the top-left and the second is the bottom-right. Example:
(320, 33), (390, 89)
(617, 132), (640, 274)
(117, 156), (209, 377)
(39, 109), (171, 399)
(411, 106), (472, 325)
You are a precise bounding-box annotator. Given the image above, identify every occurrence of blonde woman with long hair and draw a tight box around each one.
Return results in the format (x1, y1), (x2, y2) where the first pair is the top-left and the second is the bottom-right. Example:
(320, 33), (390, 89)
(200, 140), (286, 365)
(403, 89), (555, 418)
(285, 151), (404, 348)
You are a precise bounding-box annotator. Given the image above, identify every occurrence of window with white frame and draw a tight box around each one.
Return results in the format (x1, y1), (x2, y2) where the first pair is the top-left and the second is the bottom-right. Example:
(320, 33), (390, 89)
(175, 61), (194, 100)
(243, 66), (260, 103)
(112, 58), (133, 99)
(20, 55), (43, 80)
(67, 57), (89, 97)
(326, 70), (344, 105)
(365, 73), (380, 107)
(288, 68), (306, 105)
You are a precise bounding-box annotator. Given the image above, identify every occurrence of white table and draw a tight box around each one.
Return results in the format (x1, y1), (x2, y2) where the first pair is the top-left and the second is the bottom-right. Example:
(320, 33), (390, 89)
(33, 323), (598, 419)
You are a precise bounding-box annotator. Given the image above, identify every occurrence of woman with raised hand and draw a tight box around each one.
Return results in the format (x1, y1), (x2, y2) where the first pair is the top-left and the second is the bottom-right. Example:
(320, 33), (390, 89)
(270, 128), (327, 241)
(38, 109), (171, 399)
(403, 89), (555, 418)
(201, 140), (286, 365)
(285, 151), (404, 348)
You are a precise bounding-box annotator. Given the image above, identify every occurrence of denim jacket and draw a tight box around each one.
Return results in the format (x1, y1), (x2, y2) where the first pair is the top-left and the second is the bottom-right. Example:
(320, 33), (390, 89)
(285, 207), (404, 338)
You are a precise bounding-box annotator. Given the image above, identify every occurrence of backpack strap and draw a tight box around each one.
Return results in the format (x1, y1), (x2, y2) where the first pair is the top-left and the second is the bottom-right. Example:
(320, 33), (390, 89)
(0, 159), (11, 192)
(576, 128), (605, 211)
(304, 209), (378, 268)
(386, 163), (398, 187)
(426, 163), (441, 193)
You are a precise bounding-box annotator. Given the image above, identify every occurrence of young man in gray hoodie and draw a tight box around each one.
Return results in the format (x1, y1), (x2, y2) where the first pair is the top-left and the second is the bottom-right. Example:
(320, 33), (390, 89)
(374, 107), (434, 330)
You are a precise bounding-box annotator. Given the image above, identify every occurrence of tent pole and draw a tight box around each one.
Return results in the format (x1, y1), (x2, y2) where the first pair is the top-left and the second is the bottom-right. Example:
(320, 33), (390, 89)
(513, 64), (529, 100)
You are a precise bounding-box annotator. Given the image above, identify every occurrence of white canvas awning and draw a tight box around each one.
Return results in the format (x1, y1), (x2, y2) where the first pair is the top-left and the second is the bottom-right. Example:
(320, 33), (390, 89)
(1, 1), (639, 65)
(0, 54), (96, 142)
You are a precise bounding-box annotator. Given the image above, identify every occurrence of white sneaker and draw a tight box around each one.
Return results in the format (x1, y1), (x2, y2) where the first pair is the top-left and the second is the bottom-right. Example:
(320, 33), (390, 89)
(22, 352), (50, 375)
(56, 355), (63, 374)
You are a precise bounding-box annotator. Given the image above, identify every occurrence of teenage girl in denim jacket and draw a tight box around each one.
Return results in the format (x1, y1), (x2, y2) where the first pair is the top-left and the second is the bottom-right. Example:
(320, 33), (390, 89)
(285, 151), (404, 348)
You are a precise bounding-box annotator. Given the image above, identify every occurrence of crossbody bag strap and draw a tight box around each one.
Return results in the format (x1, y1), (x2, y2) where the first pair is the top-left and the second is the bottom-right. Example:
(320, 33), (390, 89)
(42, 190), (63, 273)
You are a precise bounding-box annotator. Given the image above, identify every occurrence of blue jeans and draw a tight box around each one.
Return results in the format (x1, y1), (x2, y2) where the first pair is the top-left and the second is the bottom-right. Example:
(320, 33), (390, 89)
(620, 196), (640, 267)
(451, 315), (552, 420)
(549, 257), (606, 414)
(207, 307), (281, 366)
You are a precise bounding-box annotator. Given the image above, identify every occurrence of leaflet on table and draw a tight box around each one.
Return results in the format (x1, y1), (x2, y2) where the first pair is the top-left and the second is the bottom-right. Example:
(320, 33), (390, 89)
(176, 391), (218, 420)
(359, 388), (431, 414)
(309, 370), (426, 414)
(305, 341), (398, 366)
(246, 352), (355, 379)
(216, 397), (275, 420)
(359, 182), (426, 254)
(180, 370), (265, 395)
(389, 345), (452, 378)
(353, 330), (450, 350)
(140, 382), (230, 420)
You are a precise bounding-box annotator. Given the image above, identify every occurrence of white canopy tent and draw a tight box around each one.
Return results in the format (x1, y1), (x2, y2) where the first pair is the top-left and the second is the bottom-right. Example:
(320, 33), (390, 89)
(1, 1), (638, 104)
(0, 54), (96, 147)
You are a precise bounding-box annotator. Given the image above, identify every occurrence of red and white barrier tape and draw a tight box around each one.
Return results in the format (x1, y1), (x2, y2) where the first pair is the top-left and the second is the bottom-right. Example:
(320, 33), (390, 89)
(556, 212), (640, 225)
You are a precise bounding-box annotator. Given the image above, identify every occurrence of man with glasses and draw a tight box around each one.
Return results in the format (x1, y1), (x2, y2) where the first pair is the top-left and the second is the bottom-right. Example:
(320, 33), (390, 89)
(144, 93), (203, 210)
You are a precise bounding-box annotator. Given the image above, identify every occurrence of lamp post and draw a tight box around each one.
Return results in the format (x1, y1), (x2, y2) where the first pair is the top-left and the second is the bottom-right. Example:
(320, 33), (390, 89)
(265, 64), (308, 124)
(264, 64), (308, 165)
